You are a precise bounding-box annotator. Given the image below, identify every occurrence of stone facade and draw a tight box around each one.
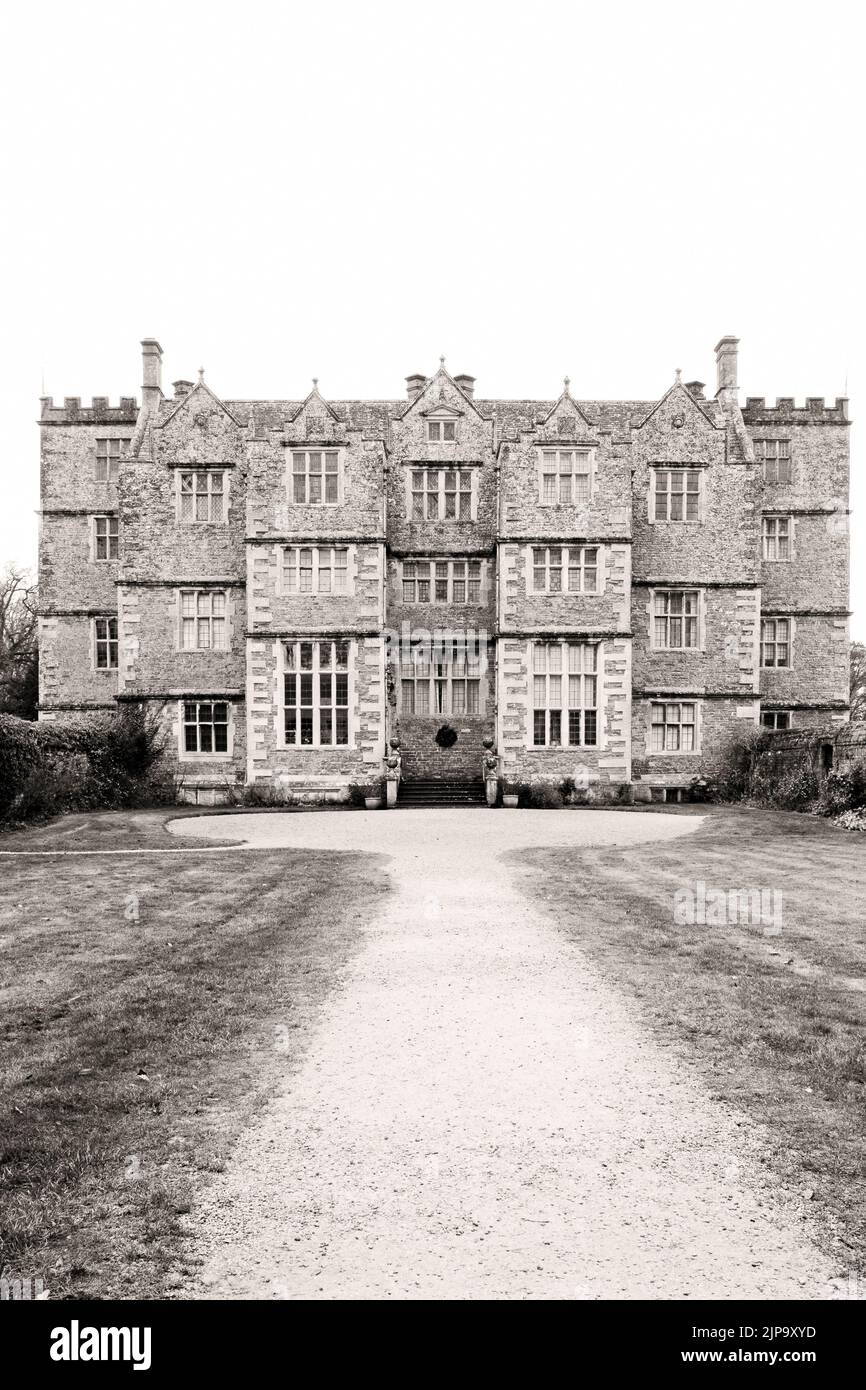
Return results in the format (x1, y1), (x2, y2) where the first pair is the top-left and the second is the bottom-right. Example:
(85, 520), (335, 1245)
(37, 337), (851, 803)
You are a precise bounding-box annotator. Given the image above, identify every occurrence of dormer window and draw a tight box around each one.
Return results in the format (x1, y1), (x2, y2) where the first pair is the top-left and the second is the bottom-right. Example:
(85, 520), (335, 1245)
(427, 419), (457, 442)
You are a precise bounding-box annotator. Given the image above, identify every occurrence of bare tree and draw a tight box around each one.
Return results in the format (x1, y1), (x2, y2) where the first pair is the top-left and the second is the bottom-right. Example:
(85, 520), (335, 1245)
(0, 565), (38, 719)
(851, 641), (866, 722)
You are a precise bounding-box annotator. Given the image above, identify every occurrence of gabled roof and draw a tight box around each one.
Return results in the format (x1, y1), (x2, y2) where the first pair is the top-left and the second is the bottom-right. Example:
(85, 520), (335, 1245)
(633, 376), (720, 431)
(541, 377), (596, 430)
(397, 361), (487, 421)
(288, 381), (340, 425)
(157, 376), (243, 429)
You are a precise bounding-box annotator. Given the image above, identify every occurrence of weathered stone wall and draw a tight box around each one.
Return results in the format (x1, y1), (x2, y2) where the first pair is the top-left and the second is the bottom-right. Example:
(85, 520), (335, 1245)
(38, 403), (136, 714)
(37, 345), (851, 800)
(631, 697), (754, 787)
(245, 634), (386, 793)
(497, 636), (631, 786)
(759, 614), (849, 719)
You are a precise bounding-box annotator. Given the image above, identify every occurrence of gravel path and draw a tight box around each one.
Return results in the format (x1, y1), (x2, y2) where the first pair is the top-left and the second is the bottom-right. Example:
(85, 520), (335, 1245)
(171, 808), (840, 1300)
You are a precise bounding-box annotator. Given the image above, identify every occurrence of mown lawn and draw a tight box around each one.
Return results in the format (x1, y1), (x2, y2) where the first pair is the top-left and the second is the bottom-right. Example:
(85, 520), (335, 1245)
(511, 805), (866, 1270)
(0, 809), (387, 1300)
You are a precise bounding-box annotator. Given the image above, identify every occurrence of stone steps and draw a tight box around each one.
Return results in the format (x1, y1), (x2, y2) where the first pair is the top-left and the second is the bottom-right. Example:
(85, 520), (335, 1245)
(397, 778), (487, 807)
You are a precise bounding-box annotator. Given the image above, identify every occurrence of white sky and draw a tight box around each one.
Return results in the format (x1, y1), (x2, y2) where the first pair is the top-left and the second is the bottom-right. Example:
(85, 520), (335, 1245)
(1, 0), (863, 635)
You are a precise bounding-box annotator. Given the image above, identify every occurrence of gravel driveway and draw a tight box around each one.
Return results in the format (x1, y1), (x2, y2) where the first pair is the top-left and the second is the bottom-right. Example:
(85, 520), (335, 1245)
(170, 808), (841, 1299)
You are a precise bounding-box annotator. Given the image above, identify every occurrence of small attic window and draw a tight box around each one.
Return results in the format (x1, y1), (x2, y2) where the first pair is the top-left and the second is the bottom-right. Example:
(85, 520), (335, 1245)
(427, 420), (456, 442)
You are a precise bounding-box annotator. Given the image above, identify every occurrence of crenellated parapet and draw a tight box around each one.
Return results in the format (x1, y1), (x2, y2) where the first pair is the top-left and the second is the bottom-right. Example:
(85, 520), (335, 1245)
(742, 396), (849, 425)
(40, 396), (139, 425)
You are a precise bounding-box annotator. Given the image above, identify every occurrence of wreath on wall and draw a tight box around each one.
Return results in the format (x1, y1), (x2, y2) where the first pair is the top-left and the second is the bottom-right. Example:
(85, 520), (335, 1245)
(435, 724), (458, 749)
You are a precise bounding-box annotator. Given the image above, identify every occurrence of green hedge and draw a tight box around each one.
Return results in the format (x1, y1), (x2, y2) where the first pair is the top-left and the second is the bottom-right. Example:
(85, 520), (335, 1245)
(0, 706), (170, 823)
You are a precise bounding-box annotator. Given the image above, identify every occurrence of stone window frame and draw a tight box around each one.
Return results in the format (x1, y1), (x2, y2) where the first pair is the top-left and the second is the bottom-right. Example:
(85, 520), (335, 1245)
(399, 636), (485, 717)
(647, 700), (700, 755)
(92, 616), (118, 670)
(400, 557), (483, 605)
(177, 467), (229, 524)
(528, 544), (603, 595)
(761, 616), (793, 669)
(289, 449), (343, 506)
(762, 514), (793, 562)
(94, 437), (130, 484)
(177, 588), (231, 652)
(408, 466), (476, 521)
(650, 467), (703, 523)
(761, 709), (792, 731)
(92, 513), (119, 561)
(528, 640), (600, 750)
(179, 699), (234, 759)
(649, 587), (704, 652)
(754, 438), (793, 486)
(537, 448), (595, 507)
(280, 638), (355, 749)
(279, 544), (355, 597)
(426, 419), (458, 443)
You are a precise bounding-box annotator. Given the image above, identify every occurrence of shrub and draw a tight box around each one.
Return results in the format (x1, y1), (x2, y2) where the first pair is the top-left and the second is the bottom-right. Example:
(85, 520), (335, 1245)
(712, 728), (768, 802)
(0, 705), (170, 824)
(816, 759), (866, 818)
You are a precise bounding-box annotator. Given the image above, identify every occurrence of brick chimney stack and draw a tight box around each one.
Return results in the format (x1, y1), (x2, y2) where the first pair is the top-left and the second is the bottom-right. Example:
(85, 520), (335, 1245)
(714, 337), (738, 397)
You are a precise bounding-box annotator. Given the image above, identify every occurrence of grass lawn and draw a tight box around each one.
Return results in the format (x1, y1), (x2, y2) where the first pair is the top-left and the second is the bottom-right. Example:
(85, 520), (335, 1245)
(511, 805), (866, 1271)
(0, 809), (387, 1300)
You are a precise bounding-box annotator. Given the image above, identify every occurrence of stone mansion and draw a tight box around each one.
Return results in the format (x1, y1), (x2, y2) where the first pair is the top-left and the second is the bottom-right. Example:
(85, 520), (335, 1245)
(37, 336), (851, 803)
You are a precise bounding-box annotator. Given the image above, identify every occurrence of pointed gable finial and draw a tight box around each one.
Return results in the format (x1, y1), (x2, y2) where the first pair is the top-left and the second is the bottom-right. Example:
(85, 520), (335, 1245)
(198, 366), (205, 384)
(312, 377), (319, 389)
(564, 375), (570, 393)
(439, 355), (446, 368)
(675, 368), (682, 384)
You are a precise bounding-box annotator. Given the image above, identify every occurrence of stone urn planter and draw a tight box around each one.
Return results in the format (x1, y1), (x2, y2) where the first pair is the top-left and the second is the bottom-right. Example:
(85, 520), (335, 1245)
(502, 791), (519, 809)
(365, 795), (383, 810)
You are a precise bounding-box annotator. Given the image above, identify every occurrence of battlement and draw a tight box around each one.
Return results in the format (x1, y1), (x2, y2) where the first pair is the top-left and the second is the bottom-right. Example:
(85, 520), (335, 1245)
(39, 395), (139, 425)
(741, 395), (849, 425)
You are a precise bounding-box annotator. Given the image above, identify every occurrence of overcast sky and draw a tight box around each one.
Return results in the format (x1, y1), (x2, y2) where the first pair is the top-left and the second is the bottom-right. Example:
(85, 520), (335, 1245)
(1, 0), (862, 636)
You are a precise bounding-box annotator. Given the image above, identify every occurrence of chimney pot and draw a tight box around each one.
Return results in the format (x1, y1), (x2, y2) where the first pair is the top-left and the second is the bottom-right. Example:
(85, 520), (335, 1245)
(714, 336), (739, 396)
(173, 379), (194, 399)
(685, 380), (705, 399)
